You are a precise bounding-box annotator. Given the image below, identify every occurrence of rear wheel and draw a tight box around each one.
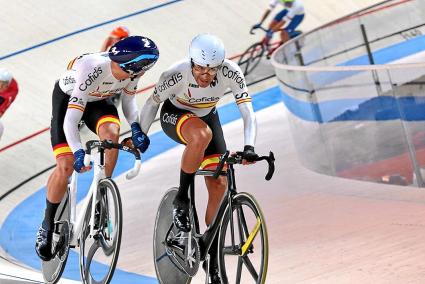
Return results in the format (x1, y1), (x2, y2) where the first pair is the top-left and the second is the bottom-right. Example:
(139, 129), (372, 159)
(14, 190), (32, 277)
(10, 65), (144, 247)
(42, 190), (71, 284)
(237, 42), (265, 76)
(153, 188), (192, 284)
(218, 193), (268, 284)
(79, 178), (122, 284)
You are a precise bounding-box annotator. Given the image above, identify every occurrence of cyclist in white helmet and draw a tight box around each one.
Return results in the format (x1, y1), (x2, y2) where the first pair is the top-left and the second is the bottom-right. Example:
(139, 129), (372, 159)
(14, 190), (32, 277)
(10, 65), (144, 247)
(139, 34), (258, 283)
(253, 0), (305, 43)
(0, 68), (19, 141)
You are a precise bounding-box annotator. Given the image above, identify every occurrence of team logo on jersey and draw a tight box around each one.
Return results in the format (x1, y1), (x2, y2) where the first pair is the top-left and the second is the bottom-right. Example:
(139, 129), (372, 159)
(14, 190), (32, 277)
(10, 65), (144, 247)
(189, 83), (199, 88)
(102, 82), (113, 85)
(157, 72), (183, 92)
(69, 96), (85, 106)
(222, 65), (245, 89)
(79, 67), (103, 91)
(162, 113), (178, 125)
(63, 76), (76, 85)
(210, 76), (218, 87)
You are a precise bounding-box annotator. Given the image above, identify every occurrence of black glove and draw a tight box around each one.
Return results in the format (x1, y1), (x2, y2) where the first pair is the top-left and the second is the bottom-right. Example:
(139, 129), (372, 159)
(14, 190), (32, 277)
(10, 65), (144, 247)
(242, 145), (259, 162)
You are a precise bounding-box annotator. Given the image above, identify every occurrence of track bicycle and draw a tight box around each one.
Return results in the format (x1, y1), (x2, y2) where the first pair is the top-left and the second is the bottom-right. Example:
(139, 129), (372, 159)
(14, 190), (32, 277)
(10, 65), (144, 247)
(238, 25), (302, 76)
(154, 150), (275, 284)
(41, 139), (141, 284)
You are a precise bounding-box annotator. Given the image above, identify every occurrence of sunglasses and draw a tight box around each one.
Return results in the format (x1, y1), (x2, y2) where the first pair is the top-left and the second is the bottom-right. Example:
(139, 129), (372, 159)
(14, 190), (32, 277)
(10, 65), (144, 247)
(192, 63), (221, 75)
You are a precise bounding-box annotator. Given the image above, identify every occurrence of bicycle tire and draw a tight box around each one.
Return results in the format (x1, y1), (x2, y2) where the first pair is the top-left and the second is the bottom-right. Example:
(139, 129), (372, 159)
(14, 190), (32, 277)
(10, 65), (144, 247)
(218, 192), (269, 284)
(153, 187), (191, 284)
(42, 189), (71, 284)
(79, 178), (123, 284)
(237, 42), (265, 76)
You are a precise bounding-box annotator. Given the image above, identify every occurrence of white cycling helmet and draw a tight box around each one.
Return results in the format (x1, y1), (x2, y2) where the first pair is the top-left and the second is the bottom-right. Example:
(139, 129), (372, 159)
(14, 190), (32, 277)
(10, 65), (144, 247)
(0, 68), (12, 83)
(189, 34), (225, 68)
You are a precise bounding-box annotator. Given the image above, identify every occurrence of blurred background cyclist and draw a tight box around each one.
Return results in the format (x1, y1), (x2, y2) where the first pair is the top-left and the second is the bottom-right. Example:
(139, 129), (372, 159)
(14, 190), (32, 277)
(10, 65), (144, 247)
(100, 26), (130, 52)
(101, 26), (131, 106)
(0, 68), (19, 141)
(252, 0), (305, 46)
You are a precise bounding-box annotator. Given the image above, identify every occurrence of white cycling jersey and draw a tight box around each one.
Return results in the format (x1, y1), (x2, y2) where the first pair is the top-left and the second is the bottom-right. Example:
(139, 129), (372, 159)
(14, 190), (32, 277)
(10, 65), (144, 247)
(269, 0), (305, 20)
(139, 58), (257, 146)
(59, 52), (140, 152)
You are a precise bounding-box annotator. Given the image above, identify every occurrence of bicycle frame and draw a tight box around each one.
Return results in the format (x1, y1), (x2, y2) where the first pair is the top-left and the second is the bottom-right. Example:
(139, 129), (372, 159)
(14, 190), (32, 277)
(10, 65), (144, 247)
(66, 139), (141, 247)
(68, 150), (106, 247)
(187, 150), (274, 261)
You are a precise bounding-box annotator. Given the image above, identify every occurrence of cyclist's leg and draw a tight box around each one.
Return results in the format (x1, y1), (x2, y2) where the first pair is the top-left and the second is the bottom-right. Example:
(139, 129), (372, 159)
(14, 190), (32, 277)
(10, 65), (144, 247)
(83, 99), (120, 177)
(267, 9), (288, 31)
(36, 81), (74, 261)
(283, 14), (305, 41)
(200, 107), (227, 283)
(160, 100), (209, 232)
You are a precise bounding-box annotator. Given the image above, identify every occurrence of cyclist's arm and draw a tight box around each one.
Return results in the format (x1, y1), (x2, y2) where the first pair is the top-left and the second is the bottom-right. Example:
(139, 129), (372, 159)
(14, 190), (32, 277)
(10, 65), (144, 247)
(257, 9), (272, 26)
(63, 95), (87, 153)
(121, 78), (140, 125)
(63, 65), (97, 152)
(100, 37), (114, 52)
(139, 96), (160, 134)
(139, 66), (180, 133)
(225, 60), (257, 147)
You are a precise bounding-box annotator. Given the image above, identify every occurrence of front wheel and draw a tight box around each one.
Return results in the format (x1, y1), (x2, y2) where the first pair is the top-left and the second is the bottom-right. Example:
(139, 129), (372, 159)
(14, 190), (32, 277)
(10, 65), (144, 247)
(218, 192), (269, 284)
(42, 190), (71, 284)
(79, 178), (123, 284)
(237, 42), (265, 76)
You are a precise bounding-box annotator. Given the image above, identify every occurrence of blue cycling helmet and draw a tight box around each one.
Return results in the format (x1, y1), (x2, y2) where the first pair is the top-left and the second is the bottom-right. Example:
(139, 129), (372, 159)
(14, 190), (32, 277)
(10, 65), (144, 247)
(108, 36), (159, 75)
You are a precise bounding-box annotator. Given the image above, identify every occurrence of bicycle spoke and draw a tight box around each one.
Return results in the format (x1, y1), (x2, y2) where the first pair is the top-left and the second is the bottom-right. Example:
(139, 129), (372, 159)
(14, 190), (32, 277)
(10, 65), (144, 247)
(242, 255), (259, 281)
(235, 257), (243, 284)
(236, 206), (246, 244)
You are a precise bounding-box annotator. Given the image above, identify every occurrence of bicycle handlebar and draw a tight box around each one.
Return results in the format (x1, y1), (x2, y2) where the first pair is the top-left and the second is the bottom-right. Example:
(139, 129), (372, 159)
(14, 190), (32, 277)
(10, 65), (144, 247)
(250, 26), (268, 35)
(84, 139), (141, 180)
(213, 150), (275, 181)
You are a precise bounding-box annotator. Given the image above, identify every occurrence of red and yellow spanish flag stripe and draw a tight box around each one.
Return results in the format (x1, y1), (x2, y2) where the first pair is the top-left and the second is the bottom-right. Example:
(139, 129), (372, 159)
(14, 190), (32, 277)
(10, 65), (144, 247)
(68, 104), (85, 112)
(67, 57), (77, 70)
(96, 115), (121, 135)
(53, 143), (73, 158)
(236, 98), (252, 105)
(123, 88), (136, 95)
(200, 154), (226, 170)
(176, 114), (196, 144)
(176, 98), (218, 109)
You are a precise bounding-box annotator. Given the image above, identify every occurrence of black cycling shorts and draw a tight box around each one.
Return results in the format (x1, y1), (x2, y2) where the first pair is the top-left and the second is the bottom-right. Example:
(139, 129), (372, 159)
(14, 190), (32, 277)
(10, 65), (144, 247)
(160, 99), (226, 170)
(50, 81), (120, 158)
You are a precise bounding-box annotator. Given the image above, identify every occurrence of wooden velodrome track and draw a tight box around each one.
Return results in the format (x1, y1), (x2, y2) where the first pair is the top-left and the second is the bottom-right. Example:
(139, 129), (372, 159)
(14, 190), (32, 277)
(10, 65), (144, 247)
(3, 0), (425, 283)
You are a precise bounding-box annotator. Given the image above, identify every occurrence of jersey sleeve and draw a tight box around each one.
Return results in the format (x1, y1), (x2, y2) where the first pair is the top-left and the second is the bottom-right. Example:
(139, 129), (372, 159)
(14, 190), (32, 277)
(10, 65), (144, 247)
(269, 0), (279, 9)
(121, 77), (140, 125)
(139, 62), (184, 133)
(285, 2), (304, 20)
(64, 58), (104, 152)
(223, 60), (257, 147)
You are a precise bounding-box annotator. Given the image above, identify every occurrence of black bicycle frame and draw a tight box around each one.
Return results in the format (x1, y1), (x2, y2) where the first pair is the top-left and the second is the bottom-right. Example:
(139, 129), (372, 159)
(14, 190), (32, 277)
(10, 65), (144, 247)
(189, 162), (238, 261)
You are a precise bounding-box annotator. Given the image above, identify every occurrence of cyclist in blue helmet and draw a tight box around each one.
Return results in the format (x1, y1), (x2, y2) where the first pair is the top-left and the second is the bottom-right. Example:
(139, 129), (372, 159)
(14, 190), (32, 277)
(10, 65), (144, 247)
(35, 35), (159, 261)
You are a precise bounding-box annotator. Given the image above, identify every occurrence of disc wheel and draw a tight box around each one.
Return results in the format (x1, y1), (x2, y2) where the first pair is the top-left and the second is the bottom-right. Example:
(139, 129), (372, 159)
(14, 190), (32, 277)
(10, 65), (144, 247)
(153, 188), (194, 284)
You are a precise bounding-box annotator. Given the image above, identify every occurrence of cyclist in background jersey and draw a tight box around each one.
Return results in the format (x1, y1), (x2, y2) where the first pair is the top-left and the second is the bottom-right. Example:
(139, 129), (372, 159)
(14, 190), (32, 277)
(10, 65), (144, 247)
(0, 68), (19, 141)
(101, 26), (131, 106)
(35, 36), (159, 261)
(100, 26), (130, 52)
(139, 34), (258, 283)
(253, 0), (305, 43)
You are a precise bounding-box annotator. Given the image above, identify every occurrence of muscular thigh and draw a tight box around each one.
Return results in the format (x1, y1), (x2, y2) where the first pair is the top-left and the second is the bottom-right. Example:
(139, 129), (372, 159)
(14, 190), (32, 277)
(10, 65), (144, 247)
(82, 99), (120, 135)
